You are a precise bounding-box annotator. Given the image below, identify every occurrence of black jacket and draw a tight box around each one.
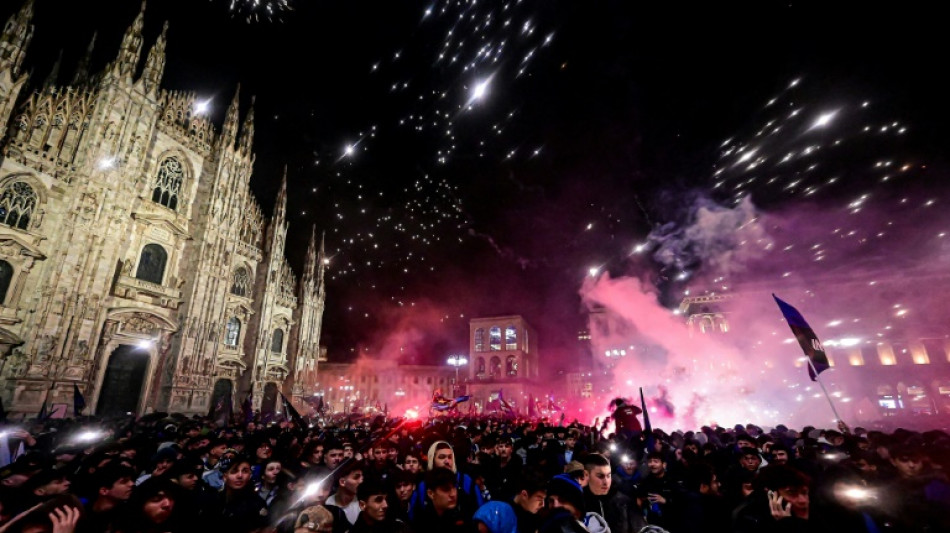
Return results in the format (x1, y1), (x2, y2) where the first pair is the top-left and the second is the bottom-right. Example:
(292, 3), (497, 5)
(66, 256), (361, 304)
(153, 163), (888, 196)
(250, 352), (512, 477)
(583, 487), (647, 533)
(538, 509), (588, 533)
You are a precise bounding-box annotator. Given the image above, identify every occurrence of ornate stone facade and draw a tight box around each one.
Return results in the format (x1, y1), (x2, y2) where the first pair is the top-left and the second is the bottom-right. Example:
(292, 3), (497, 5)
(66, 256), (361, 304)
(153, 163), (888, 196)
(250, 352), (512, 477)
(0, 1), (326, 417)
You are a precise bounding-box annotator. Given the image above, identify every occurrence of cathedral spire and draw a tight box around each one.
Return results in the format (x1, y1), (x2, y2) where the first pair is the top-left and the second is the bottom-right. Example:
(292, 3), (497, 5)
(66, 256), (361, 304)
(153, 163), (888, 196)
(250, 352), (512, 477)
(273, 167), (288, 225)
(301, 225), (318, 290)
(111, 1), (147, 82)
(140, 20), (167, 96)
(238, 95), (255, 155)
(0, 0), (35, 78)
(42, 49), (62, 91)
(218, 84), (241, 150)
(316, 231), (327, 297)
(71, 32), (97, 85)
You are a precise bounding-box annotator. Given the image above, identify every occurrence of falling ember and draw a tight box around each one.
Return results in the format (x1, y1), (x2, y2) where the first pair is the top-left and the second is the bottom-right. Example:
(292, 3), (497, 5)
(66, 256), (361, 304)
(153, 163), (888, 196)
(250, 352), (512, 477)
(225, 0), (294, 23)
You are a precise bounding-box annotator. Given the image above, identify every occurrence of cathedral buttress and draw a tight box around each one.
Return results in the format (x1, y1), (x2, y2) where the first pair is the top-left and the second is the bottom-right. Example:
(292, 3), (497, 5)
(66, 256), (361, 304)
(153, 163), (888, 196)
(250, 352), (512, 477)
(0, 0), (34, 142)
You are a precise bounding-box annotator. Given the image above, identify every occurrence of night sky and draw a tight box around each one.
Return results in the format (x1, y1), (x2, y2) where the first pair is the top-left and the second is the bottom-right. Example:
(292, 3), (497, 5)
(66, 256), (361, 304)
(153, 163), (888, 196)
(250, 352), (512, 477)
(7, 0), (949, 371)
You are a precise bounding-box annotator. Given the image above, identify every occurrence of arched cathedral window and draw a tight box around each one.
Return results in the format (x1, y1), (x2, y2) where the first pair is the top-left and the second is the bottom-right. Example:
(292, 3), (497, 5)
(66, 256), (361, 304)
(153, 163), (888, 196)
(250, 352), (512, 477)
(225, 317), (241, 347)
(135, 244), (167, 285)
(271, 329), (284, 353)
(0, 260), (13, 304)
(231, 267), (250, 297)
(0, 182), (38, 230)
(151, 157), (184, 211)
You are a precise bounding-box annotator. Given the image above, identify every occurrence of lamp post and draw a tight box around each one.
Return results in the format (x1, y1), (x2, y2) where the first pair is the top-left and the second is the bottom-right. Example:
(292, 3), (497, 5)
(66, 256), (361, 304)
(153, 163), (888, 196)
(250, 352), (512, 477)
(447, 355), (468, 396)
(341, 385), (354, 413)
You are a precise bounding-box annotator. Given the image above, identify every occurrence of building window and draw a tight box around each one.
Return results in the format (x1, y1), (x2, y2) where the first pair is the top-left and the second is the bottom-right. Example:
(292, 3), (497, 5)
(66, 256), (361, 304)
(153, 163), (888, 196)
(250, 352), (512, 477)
(151, 157), (184, 210)
(231, 267), (250, 296)
(505, 326), (517, 350)
(0, 181), (38, 230)
(224, 317), (241, 347)
(506, 356), (518, 377)
(135, 244), (167, 285)
(271, 329), (284, 353)
(476, 357), (485, 375)
(922, 339), (947, 363)
(490, 356), (502, 377)
(474, 328), (485, 352)
(0, 260), (12, 304)
(489, 326), (501, 351)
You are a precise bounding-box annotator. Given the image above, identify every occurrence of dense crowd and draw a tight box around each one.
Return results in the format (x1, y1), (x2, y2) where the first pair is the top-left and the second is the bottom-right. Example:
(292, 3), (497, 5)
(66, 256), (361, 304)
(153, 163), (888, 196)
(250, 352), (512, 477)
(1, 408), (949, 533)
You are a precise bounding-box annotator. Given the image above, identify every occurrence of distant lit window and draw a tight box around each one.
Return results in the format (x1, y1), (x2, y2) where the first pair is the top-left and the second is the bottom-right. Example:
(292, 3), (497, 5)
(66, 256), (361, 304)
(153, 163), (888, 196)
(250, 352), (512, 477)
(476, 357), (485, 375)
(474, 328), (485, 352)
(224, 317), (241, 347)
(505, 326), (517, 350)
(489, 327), (501, 350)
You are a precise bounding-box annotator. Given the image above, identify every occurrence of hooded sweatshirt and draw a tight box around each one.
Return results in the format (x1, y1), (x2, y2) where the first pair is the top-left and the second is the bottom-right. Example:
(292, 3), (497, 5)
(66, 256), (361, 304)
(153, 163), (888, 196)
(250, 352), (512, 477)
(409, 441), (485, 520)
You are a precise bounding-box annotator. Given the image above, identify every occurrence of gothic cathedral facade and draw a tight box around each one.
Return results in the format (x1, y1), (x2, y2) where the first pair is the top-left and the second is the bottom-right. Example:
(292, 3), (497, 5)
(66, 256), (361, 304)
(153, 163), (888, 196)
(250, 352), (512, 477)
(0, 2), (326, 418)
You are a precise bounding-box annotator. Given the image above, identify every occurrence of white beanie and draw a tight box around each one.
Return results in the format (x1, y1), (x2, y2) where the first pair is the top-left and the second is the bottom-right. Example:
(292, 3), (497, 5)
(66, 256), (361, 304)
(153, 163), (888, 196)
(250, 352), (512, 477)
(427, 440), (456, 473)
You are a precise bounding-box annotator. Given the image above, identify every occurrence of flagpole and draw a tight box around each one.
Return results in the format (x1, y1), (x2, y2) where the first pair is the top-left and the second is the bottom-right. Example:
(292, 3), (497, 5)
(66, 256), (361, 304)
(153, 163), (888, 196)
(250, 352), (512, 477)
(806, 358), (843, 424)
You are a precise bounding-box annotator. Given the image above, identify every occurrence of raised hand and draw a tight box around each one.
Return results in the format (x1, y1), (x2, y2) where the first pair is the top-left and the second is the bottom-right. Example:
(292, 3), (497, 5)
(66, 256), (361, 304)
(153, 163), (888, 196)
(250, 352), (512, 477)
(768, 491), (791, 520)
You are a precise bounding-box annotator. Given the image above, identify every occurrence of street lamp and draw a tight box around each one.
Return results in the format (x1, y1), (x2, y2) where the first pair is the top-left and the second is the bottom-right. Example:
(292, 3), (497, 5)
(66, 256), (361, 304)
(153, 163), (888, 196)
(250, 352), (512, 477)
(447, 355), (468, 395)
(341, 385), (354, 413)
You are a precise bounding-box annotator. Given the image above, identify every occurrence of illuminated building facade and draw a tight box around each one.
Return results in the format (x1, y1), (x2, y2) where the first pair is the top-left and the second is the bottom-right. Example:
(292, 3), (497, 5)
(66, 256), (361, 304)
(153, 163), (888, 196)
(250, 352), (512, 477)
(679, 294), (950, 418)
(0, 3), (327, 417)
(466, 315), (540, 413)
(314, 361), (455, 414)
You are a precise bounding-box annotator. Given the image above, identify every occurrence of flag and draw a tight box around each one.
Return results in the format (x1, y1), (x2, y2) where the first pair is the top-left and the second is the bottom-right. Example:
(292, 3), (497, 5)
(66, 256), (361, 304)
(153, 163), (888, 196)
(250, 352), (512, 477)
(773, 294), (830, 381)
(498, 389), (514, 413)
(528, 394), (537, 417)
(640, 387), (655, 454)
(210, 390), (232, 427)
(37, 399), (48, 421)
(280, 393), (305, 427)
(241, 391), (254, 424)
(431, 395), (470, 411)
(73, 383), (86, 416)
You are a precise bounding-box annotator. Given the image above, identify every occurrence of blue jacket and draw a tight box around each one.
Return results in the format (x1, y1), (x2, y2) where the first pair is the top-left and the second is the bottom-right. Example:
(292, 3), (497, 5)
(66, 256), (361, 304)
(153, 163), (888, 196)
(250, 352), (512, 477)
(408, 470), (485, 521)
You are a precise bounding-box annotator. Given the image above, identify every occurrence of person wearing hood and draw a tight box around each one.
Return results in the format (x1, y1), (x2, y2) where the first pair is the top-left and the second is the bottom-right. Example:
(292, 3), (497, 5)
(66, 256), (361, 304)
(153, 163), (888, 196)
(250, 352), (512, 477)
(408, 440), (484, 521)
(582, 453), (646, 533)
(539, 474), (587, 533)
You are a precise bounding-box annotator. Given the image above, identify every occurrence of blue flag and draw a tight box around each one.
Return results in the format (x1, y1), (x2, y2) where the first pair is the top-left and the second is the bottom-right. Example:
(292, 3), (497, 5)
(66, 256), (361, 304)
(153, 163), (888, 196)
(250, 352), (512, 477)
(773, 294), (830, 381)
(431, 395), (470, 411)
(73, 383), (86, 416)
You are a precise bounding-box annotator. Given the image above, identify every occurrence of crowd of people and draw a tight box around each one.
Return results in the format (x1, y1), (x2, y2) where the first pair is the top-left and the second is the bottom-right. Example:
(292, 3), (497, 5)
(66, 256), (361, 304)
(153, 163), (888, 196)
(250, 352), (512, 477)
(1, 406), (949, 533)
